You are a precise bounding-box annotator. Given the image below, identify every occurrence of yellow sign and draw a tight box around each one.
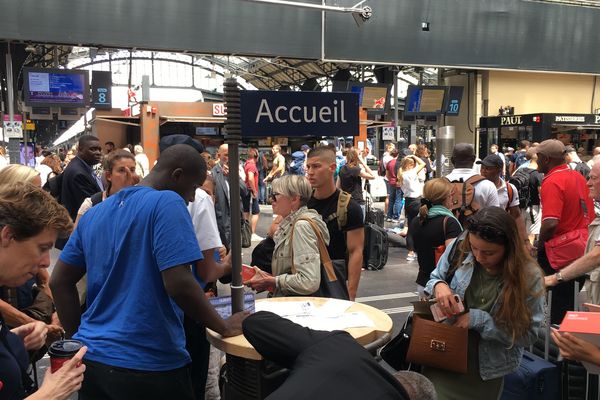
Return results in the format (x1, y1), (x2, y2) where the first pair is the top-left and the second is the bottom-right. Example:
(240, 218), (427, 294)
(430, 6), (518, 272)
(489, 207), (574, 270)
(25, 121), (36, 130)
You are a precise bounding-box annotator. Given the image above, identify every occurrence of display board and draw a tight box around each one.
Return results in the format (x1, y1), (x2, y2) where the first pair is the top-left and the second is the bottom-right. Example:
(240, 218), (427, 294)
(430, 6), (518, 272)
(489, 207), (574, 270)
(23, 68), (89, 108)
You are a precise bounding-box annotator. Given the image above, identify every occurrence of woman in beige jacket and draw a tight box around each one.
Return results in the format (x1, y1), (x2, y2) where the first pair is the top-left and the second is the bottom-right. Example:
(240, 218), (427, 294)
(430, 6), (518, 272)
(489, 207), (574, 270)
(246, 175), (330, 297)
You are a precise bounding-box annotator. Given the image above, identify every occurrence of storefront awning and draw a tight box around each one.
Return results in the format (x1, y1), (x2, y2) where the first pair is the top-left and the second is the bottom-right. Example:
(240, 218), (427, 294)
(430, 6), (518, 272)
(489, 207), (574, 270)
(159, 116), (226, 125)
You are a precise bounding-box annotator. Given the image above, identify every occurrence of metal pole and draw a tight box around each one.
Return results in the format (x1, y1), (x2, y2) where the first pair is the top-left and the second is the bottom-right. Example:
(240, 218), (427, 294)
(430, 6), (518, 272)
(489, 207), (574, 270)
(224, 78), (244, 313)
(393, 67), (399, 143)
(6, 43), (14, 140)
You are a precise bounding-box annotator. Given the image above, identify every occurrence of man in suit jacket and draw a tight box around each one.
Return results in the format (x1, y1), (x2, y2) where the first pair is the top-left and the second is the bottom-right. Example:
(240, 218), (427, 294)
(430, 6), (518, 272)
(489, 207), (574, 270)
(242, 311), (434, 400)
(61, 135), (103, 221)
(212, 144), (248, 249)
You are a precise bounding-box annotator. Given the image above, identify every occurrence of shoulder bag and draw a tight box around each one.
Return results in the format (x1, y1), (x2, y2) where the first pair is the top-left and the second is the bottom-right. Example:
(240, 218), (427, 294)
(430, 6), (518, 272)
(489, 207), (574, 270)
(545, 183), (589, 270)
(290, 218), (349, 300)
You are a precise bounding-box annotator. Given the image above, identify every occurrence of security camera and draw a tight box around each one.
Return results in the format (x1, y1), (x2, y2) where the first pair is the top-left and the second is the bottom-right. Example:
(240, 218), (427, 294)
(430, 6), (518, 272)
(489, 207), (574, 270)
(421, 22), (430, 31)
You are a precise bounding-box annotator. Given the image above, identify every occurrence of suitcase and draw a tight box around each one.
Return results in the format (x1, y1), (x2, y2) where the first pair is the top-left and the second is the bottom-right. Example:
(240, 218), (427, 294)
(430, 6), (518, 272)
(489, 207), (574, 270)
(366, 207), (385, 228)
(363, 223), (388, 270)
(501, 351), (560, 400)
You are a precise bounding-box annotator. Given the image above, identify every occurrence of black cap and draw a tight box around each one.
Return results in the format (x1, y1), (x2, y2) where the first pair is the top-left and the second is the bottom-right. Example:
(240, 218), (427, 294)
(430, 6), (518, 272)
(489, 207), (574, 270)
(159, 134), (205, 153)
(476, 154), (503, 168)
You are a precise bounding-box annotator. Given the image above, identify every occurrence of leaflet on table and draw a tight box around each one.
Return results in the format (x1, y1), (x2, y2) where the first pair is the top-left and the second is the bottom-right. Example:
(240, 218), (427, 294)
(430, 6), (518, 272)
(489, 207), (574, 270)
(286, 312), (375, 331)
(559, 311), (600, 374)
(209, 292), (256, 320)
(255, 300), (316, 316)
(255, 298), (353, 317)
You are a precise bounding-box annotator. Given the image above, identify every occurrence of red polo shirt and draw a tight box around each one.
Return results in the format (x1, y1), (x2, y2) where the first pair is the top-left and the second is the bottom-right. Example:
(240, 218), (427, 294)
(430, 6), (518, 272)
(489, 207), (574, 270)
(540, 164), (594, 236)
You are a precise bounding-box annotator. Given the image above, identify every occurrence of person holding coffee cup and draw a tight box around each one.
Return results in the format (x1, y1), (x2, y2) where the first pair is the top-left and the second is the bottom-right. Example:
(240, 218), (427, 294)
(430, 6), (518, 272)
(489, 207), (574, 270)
(0, 182), (87, 399)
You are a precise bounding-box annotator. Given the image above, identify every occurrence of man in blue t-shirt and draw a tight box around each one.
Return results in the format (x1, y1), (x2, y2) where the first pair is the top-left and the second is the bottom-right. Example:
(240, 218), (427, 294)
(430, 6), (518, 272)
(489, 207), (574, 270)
(51, 144), (247, 400)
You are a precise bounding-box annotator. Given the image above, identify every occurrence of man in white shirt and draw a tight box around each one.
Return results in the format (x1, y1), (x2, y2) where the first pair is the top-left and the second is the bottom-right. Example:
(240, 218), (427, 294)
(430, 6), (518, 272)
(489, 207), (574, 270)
(444, 143), (500, 208)
(490, 144), (506, 177)
(381, 143), (395, 215)
(478, 154), (530, 247)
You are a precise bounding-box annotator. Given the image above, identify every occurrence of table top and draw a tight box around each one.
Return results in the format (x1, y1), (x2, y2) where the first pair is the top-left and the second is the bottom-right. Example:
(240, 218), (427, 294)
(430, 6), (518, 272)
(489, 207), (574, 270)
(206, 297), (393, 361)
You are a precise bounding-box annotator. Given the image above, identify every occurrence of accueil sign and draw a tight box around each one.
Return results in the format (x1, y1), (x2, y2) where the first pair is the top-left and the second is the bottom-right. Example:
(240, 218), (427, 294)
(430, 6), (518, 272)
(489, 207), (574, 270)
(240, 91), (359, 137)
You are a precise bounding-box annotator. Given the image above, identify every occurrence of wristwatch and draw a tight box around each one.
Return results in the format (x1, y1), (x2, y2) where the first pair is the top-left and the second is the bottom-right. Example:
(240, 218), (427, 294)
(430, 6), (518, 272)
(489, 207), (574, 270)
(555, 272), (564, 283)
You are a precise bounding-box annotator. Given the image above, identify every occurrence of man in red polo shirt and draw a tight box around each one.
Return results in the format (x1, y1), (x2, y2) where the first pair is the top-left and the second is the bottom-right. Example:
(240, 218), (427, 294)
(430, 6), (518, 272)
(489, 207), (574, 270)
(536, 139), (594, 324)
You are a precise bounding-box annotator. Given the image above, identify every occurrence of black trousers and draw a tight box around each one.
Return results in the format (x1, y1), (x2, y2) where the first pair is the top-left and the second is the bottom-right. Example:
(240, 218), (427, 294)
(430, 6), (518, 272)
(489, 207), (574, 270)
(79, 359), (194, 400)
(538, 246), (585, 325)
(184, 315), (211, 400)
(404, 197), (420, 252)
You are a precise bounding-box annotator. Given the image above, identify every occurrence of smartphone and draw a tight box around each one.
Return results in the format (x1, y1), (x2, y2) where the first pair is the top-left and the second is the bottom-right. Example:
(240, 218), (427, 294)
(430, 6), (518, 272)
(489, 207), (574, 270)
(430, 295), (465, 322)
(242, 264), (256, 281)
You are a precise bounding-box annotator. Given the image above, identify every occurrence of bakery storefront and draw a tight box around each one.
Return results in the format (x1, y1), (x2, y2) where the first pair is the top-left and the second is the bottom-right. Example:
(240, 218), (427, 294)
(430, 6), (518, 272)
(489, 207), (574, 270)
(479, 113), (600, 158)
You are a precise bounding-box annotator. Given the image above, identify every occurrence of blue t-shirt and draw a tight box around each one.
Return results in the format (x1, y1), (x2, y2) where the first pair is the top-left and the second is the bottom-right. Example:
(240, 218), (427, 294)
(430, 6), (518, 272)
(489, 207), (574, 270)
(60, 186), (203, 371)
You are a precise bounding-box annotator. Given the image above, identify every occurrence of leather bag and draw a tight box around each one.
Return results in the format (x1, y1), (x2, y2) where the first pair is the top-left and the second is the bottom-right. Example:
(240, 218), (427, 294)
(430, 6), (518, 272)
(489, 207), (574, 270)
(291, 218), (349, 300)
(406, 315), (468, 374)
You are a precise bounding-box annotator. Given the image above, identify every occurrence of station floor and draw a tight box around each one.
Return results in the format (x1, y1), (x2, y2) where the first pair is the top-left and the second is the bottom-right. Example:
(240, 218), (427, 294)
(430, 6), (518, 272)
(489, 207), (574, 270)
(40, 202), (416, 392)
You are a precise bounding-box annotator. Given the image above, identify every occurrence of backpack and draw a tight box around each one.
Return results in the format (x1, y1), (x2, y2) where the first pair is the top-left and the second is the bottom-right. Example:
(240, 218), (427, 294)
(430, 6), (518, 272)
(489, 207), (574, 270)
(572, 162), (591, 180)
(514, 151), (527, 169)
(378, 158), (387, 177)
(42, 173), (63, 203)
(445, 175), (486, 224)
(508, 169), (533, 209)
(324, 190), (352, 230)
(289, 151), (306, 176)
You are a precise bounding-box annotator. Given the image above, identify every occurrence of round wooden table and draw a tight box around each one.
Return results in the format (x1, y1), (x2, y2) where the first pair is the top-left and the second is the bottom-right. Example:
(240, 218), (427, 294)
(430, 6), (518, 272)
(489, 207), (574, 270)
(206, 296), (393, 360)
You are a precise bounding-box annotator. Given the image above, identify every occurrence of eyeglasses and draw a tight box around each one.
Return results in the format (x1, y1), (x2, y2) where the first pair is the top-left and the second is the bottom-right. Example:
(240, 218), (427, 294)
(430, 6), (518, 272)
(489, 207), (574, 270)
(270, 192), (282, 202)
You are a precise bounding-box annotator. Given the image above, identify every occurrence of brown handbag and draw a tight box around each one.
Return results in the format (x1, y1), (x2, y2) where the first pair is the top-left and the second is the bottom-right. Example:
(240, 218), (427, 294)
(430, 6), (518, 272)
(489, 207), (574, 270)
(406, 315), (468, 374)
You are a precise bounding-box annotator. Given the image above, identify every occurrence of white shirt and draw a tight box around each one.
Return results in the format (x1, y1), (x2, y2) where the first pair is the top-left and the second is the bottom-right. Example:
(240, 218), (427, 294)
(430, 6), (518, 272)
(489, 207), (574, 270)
(0, 156), (8, 170)
(135, 153), (150, 177)
(35, 164), (53, 187)
(401, 169), (424, 198)
(445, 168), (500, 208)
(497, 179), (520, 210)
(188, 188), (223, 252)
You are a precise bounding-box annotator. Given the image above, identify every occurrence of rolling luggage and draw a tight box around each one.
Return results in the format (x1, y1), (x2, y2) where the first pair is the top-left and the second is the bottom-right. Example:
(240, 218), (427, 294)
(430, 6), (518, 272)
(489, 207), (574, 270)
(366, 207), (385, 228)
(363, 222), (388, 270)
(501, 290), (561, 400)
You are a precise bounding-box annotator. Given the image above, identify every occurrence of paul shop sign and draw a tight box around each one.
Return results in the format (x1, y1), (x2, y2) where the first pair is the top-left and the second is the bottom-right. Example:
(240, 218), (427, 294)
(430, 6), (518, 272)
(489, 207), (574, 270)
(240, 91), (359, 137)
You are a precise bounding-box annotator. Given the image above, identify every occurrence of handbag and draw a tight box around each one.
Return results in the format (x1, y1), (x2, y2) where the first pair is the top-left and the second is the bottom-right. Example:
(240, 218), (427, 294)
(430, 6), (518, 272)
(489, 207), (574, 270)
(380, 313), (420, 371)
(251, 237), (275, 275)
(545, 193), (589, 270)
(545, 227), (588, 270)
(291, 218), (349, 300)
(434, 216), (449, 265)
(406, 315), (468, 374)
(241, 218), (252, 248)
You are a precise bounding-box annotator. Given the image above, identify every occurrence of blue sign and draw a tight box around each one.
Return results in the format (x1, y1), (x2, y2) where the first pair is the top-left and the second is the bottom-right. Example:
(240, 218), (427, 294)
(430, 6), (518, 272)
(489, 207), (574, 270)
(445, 86), (464, 116)
(240, 91), (359, 137)
(91, 71), (112, 110)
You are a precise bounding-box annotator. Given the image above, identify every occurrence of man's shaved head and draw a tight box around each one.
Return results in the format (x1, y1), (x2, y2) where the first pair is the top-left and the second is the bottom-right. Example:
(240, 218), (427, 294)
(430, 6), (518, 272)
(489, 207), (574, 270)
(451, 143), (476, 168)
(307, 146), (336, 164)
(151, 144), (207, 203)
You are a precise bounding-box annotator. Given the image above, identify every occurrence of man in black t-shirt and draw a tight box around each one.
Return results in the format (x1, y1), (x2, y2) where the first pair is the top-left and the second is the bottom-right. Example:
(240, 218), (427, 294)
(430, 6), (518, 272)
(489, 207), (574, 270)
(306, 146), (364, 301)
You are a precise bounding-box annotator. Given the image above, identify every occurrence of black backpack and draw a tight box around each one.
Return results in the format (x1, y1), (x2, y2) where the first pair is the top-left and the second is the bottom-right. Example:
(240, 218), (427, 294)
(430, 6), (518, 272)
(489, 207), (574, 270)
(508, 168), (534, 209)
(573, 162), (591, 180)
(42, 173), (63, 203)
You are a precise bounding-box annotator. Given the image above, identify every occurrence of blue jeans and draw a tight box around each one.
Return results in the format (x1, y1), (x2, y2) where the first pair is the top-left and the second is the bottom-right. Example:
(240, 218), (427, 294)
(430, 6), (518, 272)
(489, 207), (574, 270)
(387, 187), (404, 220)
(258, 181), (266, 204)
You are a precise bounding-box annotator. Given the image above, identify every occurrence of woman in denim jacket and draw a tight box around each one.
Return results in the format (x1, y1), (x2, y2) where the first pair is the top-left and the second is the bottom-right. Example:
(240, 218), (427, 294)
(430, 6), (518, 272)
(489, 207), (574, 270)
(246, 175), (329, 297)
(424, 207), (546, 399)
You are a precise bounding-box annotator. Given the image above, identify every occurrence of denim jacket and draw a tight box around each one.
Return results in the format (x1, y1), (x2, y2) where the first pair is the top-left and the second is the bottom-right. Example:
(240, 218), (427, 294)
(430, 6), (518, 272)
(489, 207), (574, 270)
(424, 241), (546, 380)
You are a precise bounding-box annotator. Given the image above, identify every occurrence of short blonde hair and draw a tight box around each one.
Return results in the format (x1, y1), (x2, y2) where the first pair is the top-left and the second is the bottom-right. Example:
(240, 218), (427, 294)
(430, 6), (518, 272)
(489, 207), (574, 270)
(0, 165), (40, 186)
(271, 175), (312, 206)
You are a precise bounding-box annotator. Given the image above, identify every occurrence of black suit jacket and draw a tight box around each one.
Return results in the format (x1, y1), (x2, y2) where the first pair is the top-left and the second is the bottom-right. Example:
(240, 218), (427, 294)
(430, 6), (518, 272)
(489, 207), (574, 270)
(211, 164), (248, 248)
(243, 311), (409, 400)
(60, 156), (101, 221)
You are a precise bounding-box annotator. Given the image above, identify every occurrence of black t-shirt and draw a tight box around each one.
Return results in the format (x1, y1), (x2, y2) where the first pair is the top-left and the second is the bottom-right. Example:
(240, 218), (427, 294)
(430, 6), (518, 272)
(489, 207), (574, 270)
(0, 318), (28, 400)
(520, 167), (544, 206)
(338, 165), (364, 205)
(307, 190), (364, 261)
(410, 215), (462, 287)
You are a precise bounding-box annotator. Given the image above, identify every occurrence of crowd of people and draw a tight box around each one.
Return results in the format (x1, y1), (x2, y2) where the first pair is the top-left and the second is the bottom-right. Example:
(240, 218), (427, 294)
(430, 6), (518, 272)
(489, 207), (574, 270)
(1, 133), (600, 400)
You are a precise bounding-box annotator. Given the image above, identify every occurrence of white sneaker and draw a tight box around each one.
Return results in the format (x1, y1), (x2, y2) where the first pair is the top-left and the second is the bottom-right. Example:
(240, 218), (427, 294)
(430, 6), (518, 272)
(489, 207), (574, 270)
(406, 254), (417, 261)
(251, 234), (265, 241)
